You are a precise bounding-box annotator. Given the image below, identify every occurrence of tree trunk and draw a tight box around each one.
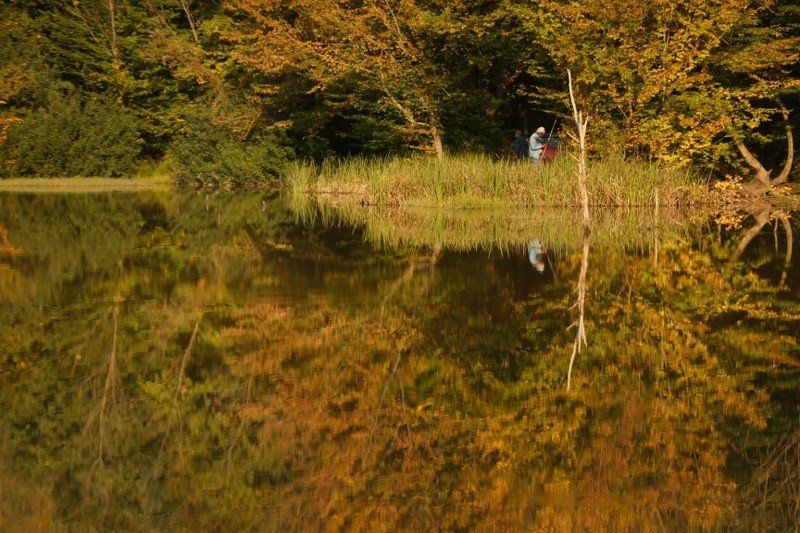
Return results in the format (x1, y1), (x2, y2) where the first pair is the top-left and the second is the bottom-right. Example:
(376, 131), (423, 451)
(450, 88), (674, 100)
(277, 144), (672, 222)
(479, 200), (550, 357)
(734, 137), (771, 187)
(108, 0), (119, 68)
(431, 124), (444, 160)
(734, 105), (795, 195)
(421, 95), (444, 160)
(566, 69), (590, 393)
(179, 0), (200, 43)
(770, 105), (794, 186)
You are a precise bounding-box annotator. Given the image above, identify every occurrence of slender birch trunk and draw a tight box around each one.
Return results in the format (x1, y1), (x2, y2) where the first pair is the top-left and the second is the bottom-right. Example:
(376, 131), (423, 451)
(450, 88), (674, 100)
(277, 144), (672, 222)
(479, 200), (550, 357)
(566, 69), (590, 392)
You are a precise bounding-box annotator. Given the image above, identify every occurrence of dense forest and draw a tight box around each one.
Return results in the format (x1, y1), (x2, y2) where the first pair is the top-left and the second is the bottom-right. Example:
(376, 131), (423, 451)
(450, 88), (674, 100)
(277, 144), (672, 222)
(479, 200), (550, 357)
(1, 0), (798, 185)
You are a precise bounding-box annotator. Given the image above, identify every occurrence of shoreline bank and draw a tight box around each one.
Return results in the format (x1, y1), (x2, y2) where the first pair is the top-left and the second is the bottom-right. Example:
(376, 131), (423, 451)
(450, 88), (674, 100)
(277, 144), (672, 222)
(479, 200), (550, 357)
(0, 177), (171, 193)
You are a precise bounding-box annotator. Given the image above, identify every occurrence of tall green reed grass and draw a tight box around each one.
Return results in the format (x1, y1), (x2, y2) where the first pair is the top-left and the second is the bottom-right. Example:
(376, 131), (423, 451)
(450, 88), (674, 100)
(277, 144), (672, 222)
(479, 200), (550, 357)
(287, 153), (710, 208)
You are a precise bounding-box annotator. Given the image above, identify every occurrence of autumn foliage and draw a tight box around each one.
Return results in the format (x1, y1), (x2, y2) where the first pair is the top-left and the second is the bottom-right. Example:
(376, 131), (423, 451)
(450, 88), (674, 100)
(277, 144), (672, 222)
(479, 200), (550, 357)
(0, 0), (796, 178)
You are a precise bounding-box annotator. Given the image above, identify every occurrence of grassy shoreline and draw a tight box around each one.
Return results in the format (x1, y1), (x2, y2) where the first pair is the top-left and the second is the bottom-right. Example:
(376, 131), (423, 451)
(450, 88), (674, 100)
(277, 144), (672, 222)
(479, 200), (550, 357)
(288, 153), (714, 208)
(0, 176), (171, 193)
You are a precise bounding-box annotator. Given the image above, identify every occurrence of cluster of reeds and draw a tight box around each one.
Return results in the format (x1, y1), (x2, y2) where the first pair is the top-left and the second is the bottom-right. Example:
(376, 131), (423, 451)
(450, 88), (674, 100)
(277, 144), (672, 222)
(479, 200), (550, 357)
(287, 152), (711, 208)
(288, 195), (709, 254)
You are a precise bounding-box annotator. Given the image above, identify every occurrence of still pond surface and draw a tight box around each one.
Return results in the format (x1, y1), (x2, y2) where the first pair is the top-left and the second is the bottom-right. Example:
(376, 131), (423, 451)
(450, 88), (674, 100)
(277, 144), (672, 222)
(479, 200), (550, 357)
(1, 191), (799, 531)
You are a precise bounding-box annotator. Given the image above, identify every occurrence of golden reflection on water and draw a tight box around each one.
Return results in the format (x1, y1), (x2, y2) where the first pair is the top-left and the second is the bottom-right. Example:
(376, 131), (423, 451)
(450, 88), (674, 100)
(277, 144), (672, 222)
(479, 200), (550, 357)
(0, 192), (799, 530)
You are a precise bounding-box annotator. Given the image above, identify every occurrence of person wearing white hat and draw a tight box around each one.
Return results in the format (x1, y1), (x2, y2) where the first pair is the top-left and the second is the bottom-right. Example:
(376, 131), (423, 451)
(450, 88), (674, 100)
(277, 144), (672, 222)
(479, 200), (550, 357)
(529, 126), (546, 164)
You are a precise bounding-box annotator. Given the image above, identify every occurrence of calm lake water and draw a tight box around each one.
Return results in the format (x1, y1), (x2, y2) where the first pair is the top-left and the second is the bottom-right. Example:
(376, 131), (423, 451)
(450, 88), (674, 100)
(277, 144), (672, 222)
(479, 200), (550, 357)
(1, 191), (799, 530)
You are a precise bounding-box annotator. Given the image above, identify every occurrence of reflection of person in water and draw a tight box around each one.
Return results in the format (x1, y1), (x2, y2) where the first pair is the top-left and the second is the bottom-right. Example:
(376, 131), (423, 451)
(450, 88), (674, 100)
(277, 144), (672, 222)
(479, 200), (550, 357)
(528, 239), (548, 273)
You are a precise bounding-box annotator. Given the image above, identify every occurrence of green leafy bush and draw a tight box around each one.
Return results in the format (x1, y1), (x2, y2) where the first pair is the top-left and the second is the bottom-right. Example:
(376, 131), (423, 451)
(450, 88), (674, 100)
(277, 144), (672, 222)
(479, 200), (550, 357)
(1, 92), (142, 177)
(168, 113), (291, 189)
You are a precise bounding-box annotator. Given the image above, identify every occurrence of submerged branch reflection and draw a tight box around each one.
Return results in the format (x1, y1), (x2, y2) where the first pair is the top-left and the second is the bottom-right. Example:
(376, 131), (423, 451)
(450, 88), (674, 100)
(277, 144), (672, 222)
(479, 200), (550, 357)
(729, 206), (796, 288)
(778, 217), (793, 290)
(567, 230), (589, 392)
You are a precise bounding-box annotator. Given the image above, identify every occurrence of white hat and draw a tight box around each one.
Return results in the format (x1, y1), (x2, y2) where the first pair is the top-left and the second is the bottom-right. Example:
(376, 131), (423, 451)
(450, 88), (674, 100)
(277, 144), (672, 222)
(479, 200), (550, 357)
(536, 126), (546, 134)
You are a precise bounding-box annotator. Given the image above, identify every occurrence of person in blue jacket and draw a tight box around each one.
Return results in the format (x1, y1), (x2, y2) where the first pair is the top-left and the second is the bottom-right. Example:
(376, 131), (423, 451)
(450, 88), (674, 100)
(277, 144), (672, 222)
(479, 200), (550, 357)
(529, 126), (546, 164)
(528, 239), (547, 273)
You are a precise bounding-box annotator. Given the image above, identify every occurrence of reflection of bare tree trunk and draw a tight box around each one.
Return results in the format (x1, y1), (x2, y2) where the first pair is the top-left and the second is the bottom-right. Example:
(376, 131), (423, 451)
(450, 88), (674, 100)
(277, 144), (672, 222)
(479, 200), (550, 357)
(731, 208), (794, 289)
(167, 319), (200, 432)
(653, 188), (660, 269)
(567, 232), (589, 392)
(83, 305), (123, 466)
(380, 246), (440, 321)
(745, 428), (800, 529)
(566, 69), (590, 392)
(366, 349), (403, 456)
(367, 246), (441, 462)
(778, 217), (793, 290)
(731, 207), (771, 262)
(381, 261), (420, 320)
(150, 318), (200, 480)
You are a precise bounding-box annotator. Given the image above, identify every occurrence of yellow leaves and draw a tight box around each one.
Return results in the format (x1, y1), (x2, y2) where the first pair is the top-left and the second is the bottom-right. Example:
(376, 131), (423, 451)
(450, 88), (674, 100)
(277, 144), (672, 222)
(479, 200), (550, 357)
(534, 0), (794, 166)
(0, 63), (36, 105)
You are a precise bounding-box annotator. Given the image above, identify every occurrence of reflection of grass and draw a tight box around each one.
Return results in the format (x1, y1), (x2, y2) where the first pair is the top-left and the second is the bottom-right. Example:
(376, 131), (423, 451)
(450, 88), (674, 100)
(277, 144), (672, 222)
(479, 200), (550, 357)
(288, 153), (711, 208)
(290, 194), (712, 253)
(0, 176), (171, 193)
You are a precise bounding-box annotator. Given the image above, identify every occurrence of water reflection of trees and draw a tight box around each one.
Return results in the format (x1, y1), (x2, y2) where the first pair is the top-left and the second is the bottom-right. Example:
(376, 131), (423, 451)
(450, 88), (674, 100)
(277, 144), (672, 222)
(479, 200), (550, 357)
(0, 193), (798, 530)
(745, 427), (800, 529)
(730, 206), (795, 289)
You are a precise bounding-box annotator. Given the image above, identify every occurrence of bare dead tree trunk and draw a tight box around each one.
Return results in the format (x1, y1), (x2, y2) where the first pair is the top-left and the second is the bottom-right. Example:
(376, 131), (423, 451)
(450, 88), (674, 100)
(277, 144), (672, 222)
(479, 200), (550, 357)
(566, 69), (590, 392)
(568, 70), (590, 227)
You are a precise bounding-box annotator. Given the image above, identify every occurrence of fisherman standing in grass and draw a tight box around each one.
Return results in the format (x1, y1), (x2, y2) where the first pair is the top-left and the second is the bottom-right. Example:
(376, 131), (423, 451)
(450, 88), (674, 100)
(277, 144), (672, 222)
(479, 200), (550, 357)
(529, 126), (546, 164)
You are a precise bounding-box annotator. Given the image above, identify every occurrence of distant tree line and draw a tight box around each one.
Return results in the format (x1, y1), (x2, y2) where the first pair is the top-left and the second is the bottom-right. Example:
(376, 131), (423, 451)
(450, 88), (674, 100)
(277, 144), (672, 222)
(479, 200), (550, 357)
(0, 0), (797, 185)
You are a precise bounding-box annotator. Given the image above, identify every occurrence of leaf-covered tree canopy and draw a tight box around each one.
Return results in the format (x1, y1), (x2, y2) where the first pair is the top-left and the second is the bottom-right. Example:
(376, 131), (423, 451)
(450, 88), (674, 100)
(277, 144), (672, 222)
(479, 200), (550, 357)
(0, 0), (798, 179)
